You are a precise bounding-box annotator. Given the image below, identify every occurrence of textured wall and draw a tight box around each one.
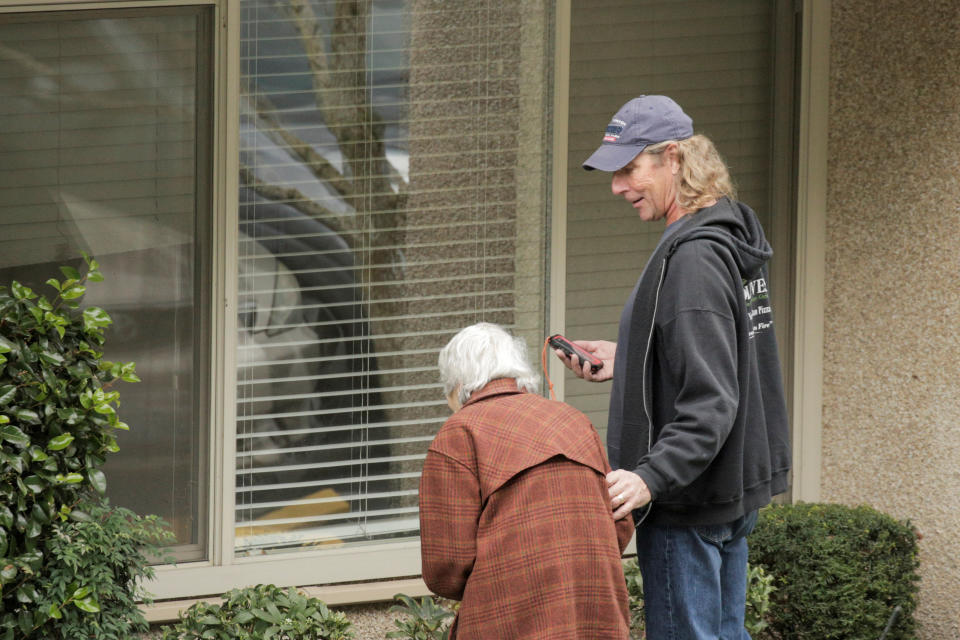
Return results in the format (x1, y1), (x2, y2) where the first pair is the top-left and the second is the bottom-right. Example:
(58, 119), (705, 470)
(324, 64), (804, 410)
(824, 2), (960, 637)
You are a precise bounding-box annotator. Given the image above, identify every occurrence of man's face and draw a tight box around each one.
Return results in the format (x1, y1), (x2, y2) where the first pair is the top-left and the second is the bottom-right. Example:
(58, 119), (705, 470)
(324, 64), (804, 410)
(610, 151), (678, 223)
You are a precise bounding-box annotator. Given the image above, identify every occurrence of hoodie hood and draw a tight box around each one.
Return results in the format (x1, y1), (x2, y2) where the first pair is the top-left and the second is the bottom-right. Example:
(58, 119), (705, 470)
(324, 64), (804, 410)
(667, 197), (772, 278)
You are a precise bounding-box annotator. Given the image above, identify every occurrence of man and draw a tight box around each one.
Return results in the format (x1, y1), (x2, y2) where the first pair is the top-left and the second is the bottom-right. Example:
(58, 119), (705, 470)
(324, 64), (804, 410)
(556, 95), (791, 639)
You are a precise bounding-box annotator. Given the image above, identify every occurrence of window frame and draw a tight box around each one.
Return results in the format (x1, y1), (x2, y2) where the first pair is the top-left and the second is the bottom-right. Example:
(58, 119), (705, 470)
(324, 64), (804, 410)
(0, 0), (830, 603)
(550, 0), (830, 509)
(0, 0), (542, 601)
(789, 0), (830, 504)
(0, 0), (239, 599)
(0, 0), (222, 571)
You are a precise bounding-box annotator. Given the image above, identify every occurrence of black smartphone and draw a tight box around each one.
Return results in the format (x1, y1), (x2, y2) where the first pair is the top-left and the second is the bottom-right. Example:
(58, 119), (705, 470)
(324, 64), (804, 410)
(548, 334), (604, 373)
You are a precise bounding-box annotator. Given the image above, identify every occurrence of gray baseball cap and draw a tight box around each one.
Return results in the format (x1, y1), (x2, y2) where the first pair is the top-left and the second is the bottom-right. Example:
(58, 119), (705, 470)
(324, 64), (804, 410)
(582, 95), (694, 171)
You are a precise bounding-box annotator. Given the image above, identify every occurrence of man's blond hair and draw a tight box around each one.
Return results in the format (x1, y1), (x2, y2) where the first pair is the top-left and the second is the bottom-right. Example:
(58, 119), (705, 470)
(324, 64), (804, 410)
(645, 135), (736, 211)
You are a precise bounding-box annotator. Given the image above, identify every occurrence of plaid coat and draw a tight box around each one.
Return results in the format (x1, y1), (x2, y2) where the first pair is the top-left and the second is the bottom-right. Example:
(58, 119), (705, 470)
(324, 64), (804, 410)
(419, 379), (633, 639)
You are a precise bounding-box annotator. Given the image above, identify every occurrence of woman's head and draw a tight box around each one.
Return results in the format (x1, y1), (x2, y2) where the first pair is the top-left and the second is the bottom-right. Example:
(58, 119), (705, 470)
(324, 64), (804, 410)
(438, 323), (539, 407)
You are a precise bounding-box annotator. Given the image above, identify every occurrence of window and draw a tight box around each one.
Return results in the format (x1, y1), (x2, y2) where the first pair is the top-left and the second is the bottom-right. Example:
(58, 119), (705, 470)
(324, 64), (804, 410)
(564, 0), (797, 439)
(0, 0), (555, 594)
(234, 0), (551, 556)
(0, 6), (214, 561)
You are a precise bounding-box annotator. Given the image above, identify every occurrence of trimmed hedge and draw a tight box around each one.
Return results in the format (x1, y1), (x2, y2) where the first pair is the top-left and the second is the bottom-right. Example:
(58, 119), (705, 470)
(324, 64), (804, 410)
(749, 503), (919, 640)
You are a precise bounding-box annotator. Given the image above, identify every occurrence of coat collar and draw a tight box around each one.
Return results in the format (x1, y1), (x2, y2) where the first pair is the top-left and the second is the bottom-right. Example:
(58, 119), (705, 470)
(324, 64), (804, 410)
(462, 378), (522, 408)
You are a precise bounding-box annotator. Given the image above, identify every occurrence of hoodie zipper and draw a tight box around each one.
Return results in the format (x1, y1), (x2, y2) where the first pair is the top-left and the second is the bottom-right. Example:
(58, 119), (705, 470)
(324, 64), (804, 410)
(634, 257), (667, 526)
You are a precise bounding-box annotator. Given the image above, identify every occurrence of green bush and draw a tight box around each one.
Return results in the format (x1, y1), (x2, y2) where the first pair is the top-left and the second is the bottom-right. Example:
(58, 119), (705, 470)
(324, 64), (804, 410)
(749, 502), (920, 640)
(34, 499), (174, 639)
(0, 257), (148, 639)
(160, 584), (354, 640)
(745, 562), (775, 637)
(386, 593), (455, 640)
(624, 557), (774, 638)
(623, 558), (646, 637)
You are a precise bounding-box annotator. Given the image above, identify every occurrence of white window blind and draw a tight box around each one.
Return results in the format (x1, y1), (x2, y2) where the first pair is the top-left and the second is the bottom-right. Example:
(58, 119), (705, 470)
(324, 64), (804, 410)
(234, 0), (543, 554)
(565, 0), (779, 435)
(0, 8), (212, 560)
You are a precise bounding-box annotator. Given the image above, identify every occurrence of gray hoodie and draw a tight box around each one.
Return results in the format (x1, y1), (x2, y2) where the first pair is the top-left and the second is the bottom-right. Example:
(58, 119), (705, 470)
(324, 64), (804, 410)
(608, 197), (791, 527)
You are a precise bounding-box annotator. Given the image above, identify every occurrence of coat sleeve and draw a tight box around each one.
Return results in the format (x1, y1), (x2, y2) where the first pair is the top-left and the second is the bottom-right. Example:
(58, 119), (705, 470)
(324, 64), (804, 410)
(615, 512), (635, 554)
(419, 448), (481, 600)
(593, 426), (636, 554)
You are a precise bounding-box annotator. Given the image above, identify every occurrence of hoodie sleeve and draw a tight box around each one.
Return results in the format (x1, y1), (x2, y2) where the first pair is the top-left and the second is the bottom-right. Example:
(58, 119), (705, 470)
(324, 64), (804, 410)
(634, 240), (741, 499)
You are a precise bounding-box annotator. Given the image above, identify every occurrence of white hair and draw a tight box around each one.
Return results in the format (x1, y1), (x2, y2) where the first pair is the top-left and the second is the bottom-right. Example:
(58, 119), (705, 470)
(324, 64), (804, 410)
(438, 323), (540, 405)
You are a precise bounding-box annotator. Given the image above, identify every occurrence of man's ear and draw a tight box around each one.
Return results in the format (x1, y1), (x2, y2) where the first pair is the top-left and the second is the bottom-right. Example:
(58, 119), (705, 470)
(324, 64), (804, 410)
(665, 143), (681, 175)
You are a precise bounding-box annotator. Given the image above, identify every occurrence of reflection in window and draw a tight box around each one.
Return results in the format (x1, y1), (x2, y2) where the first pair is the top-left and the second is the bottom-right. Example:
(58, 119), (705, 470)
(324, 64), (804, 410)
(0, 8), (213, 560)
(236, 0), (543, 554)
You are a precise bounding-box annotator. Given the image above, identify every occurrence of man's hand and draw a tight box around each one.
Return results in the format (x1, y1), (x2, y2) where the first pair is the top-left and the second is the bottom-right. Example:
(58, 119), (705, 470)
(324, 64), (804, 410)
(554, 339), (616, 382)
(607, 469), (651, 520)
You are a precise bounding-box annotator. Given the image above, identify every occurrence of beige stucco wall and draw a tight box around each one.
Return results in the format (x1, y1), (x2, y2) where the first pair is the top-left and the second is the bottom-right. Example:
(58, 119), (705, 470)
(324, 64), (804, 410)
(823, 1), (960, 637)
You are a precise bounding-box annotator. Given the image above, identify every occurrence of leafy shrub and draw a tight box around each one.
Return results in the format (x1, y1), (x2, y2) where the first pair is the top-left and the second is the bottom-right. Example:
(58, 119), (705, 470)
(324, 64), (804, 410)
(749, 502), (920, 640)
(623, 556), (774, 638)
(386, 593), (455, 640)
(0, 257), (146, 639)
(34, 499), (174, 639)
(622, 558), (646, 637)
(745, 562), (775, 637)
(160, 583), (354, 640)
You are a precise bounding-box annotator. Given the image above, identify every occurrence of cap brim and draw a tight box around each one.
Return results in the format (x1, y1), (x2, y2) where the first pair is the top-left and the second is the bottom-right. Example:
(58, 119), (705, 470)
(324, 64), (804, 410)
(582, 143), (646, 171)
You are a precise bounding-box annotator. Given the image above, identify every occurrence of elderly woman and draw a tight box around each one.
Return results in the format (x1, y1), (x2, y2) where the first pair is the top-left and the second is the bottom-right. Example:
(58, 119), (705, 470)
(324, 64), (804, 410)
(419, 322), (633, 639)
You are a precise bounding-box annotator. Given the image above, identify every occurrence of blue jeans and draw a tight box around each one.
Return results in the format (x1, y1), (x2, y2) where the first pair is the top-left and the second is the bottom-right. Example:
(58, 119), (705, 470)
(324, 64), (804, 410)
(635, 510), (758, 640)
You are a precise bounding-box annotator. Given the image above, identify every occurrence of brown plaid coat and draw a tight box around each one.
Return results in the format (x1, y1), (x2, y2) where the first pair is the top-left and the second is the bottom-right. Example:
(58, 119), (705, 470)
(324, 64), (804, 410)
(419, 379), (633, 639)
